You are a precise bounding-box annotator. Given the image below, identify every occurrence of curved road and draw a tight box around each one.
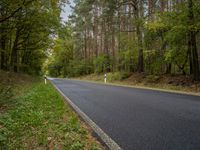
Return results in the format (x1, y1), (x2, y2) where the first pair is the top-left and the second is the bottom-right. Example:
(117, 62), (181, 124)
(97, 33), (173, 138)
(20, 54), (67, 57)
(51, 79), (200, 150)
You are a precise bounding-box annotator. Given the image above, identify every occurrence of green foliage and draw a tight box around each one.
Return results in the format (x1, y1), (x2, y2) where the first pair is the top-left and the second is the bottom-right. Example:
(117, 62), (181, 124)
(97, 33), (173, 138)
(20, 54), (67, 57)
(0, 82), (102, 149)
(143, 1), (200, 76)
(93, 54), (110, 74)
(107, 72), (131, 82)
(44, 0), (200, 80)
(46, 25), (74, 77)
(144, 49), (166, 75)
(67, 60), (91, 77)
(0, 0), (65, 74)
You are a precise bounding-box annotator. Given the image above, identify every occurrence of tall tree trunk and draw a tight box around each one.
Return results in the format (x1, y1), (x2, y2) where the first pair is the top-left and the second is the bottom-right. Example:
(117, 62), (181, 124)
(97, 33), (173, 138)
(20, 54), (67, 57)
(136, 25), (144, 72)
(111, 24), (115, 72)
(133, 0), (144, 72)
(160, 0), (165, 11)
(188, 0), (200, 80)
(188, 33), (193, 74)
(84, 28), (87, 62)
(11, 30), (20, 72)
(94, 5), (98, 58)
(0, 36), (6, 70)
(118, 9), (121, 71)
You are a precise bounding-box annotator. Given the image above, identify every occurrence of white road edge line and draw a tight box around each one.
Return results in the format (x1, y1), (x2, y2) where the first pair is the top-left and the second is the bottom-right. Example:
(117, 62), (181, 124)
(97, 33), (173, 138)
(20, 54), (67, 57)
(49, 80), (122, 150)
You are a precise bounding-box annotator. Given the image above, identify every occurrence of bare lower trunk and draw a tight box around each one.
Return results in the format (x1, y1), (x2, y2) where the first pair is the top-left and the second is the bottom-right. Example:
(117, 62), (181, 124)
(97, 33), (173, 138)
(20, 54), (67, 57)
(0, 37), (6, 70)
(188, 0), (200, 81)
(11, 31), (19, 72)
(134, 1), (144, 72)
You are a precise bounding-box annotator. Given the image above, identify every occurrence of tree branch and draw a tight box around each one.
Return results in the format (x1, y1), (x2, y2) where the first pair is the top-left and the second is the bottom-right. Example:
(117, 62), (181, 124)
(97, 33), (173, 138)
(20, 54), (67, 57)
(0, 0), (34, 23)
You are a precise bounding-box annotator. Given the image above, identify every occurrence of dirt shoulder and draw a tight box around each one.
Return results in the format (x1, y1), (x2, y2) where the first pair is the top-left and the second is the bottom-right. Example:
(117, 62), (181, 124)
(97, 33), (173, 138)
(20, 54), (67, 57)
(75, 73), (200, 96)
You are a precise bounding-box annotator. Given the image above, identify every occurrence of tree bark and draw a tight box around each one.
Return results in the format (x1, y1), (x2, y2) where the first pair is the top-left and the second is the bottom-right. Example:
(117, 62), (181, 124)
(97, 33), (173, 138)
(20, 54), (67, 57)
(188, 0), (200, 81)
(133, 0), (144, 72)
(0, 35), (6, 70)
(11, 30), (20, 72)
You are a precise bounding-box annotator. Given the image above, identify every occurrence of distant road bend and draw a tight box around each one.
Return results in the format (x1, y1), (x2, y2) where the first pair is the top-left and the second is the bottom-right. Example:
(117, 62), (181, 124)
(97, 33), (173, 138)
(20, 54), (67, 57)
(50, 78), (200, 150)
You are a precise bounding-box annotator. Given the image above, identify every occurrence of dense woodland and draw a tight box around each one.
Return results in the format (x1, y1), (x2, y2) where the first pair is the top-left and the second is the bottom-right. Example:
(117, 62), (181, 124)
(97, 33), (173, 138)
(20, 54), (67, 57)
(0, 0), (66, 74)
(46, 0), (200, 81)
(1, 0), (200, 81)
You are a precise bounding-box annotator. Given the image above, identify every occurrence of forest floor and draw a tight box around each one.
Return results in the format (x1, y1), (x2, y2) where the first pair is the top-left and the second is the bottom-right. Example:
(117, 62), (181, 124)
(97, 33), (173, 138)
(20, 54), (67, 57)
(75, 73), (200, 95)
(0, 70), (103, 150)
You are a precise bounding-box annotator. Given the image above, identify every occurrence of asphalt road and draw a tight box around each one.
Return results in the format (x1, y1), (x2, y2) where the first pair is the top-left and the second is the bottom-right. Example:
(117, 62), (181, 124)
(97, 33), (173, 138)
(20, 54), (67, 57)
(51, 79), (200, 150)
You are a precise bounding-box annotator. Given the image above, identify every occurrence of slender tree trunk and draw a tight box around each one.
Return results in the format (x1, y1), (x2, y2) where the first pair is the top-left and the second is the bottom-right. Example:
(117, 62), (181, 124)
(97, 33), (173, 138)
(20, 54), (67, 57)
(166, 64), (172, 74)
(94, 5), (98, 58)
(111, 25), (115, 72)
(84, 28), (87, 62)
(133, 0), (144, 72)
(0, 36), (6, 70)
(118, 9), (121, 71)
(160, 0), (165, 11)
(188, 0), (200, 80)
(11, 30), (20, 72)
(188, 34), (193, 74)
(136, 25), (144, 72)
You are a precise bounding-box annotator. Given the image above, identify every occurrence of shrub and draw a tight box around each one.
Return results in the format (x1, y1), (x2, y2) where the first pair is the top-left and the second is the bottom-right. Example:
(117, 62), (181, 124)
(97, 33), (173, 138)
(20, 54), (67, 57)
(107, 72), (131, 82)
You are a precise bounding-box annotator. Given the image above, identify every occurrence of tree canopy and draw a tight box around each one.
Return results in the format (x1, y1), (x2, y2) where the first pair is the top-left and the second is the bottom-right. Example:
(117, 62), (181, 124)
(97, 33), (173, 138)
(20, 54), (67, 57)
(1, 0), (200, 81)
(0, 0), (67, 74)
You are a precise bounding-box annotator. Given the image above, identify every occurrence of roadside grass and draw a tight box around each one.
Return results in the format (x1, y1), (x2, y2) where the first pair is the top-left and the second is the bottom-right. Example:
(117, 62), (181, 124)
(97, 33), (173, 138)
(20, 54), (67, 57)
(0, 70), (39, 113)
(0, 76), (103, 149)
(75, 72), (200, 95)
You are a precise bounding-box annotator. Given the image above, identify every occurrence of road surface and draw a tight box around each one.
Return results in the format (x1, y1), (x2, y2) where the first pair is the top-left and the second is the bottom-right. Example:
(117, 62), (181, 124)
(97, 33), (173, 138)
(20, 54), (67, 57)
(51, 79), (200, 150)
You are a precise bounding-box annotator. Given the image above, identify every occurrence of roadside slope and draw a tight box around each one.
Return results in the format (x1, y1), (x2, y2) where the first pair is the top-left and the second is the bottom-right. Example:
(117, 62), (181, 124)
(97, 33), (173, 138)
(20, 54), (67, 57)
(75, 73), (200, 96)
(0, 71), (103, 150)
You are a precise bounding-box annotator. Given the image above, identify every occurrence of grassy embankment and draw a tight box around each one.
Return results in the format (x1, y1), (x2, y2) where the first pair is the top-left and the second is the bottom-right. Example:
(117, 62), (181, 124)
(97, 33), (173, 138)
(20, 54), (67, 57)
(0, 70), (103, 150)
(75, 72), (200, 94)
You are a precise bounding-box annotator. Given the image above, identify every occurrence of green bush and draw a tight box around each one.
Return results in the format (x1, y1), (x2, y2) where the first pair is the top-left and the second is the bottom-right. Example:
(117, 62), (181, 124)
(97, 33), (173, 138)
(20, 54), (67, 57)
(93, 54), (111, 74)
(107, 72), (131, 82)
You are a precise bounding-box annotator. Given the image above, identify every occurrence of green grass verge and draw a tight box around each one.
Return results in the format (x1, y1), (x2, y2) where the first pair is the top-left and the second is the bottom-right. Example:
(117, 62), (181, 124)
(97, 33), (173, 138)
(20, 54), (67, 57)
(0, 82), (103, 150)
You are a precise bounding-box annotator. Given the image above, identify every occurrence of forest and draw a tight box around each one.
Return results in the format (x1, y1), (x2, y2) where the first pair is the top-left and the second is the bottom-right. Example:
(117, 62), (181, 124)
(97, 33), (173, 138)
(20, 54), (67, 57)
(0, 0), (66, 74)
(1, 1), (200, 149)
(47, 0), (200, 81)
(1, 0), (200, 81)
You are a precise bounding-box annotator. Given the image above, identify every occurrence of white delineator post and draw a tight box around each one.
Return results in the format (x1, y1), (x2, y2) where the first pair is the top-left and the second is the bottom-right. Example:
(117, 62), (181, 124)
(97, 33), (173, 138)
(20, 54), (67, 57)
(44, 75), (47, 84)
(104, 74), (107, 83)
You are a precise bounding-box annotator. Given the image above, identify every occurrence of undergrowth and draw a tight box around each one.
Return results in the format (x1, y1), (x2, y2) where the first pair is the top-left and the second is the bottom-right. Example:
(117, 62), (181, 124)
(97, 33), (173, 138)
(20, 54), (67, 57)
(0, 82), (102, 150)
